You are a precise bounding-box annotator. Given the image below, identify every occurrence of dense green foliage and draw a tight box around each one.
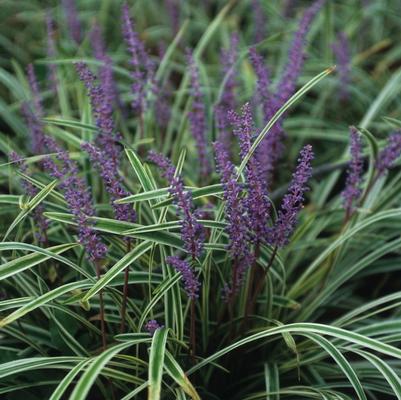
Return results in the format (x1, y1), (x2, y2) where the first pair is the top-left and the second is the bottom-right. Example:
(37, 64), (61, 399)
(2, 1), (401, 399)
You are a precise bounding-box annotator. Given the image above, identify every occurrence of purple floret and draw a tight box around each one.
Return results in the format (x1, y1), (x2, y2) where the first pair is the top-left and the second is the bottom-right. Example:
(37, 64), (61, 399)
(166, 256), (200, 299)
(342, 127), (363, 217)
(148, 151), (205, 259)
(269, 145), (314, 247)
(187, 50), (210, 178)
(145, 319), (161, 336)
(376, 132), (401, 176)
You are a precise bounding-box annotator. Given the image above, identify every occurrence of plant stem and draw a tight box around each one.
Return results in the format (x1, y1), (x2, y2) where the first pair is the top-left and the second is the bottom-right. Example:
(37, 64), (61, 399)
(324, 175), (378, 288)
(228, 260), (239, 318)
(120, 240), (131, 333)
(245, 243), (260, 318)
(95, 260), (107, 351)
(138, 112), (145, 157)
(241, 242), (260, 333)
(188, 250), (197, 361)
(247, 246), (278, 318)
(190, 299), (196, 361)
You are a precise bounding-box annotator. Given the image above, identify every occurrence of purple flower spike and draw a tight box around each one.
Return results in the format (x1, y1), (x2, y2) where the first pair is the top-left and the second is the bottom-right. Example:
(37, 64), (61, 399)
(148, 151), (205, 259)
(145, 319), (161, 336)
(251, 0), (267, 44)
(215, 33), (239, 150)
(276, 0), (325, 107)
(376, 132), (401, 176)
(249, 48), (284, 183)
(74, 62), (121, 166)
(45, 11), (58, 93)
(332, 32), (351, 101)
(43, 137), (107, 261)
(187, 51), (210, 178)
(75, 62), (136, 224)
(82, 143), (136, 223)
(61, 0), (81, 44)
(214, 141), (253, 297)
(214, 142), (248, 257)
(148, 151), (174, 179)
(342, 127), (363, 217)
(269, 145), (314, 247)
(249, 47), (274, 124)
(254, 0), (324, 183)
(167, 256), (200, 299)
(24, 65), (106, 260)
(74, 62), (112, 135)
(122, 2), (153, 117)
(229, 103), (271, 241)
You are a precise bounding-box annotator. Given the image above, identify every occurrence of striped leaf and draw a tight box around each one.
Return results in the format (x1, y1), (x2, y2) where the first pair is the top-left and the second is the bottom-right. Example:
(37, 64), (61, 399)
(188, 322), (401, 375)
(49, 360), (91, 400)
(303, 333), (367, 400)
(44, 212), (183, 248)
(81, 240), (152, 303)
(125, 149), (156, 193)
(164, 351), (200, 400)
(237, 67), (334, 176)
(116, 183), (223, 205)
(0, 242), (80, 281)
(3, 179), (58, 241)
(42, 117), (97, 132)
(148, 327), (169, 400)
(69, 340), (150, 400)
(353, 349), (401, 399)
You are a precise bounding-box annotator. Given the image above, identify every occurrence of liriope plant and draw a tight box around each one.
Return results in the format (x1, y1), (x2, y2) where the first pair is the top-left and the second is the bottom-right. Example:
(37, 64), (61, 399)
(1, 0), (401, 399)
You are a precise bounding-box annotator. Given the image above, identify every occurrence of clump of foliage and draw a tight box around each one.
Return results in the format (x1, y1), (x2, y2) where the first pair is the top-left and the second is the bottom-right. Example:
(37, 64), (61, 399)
(2, 1), (401, 399)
